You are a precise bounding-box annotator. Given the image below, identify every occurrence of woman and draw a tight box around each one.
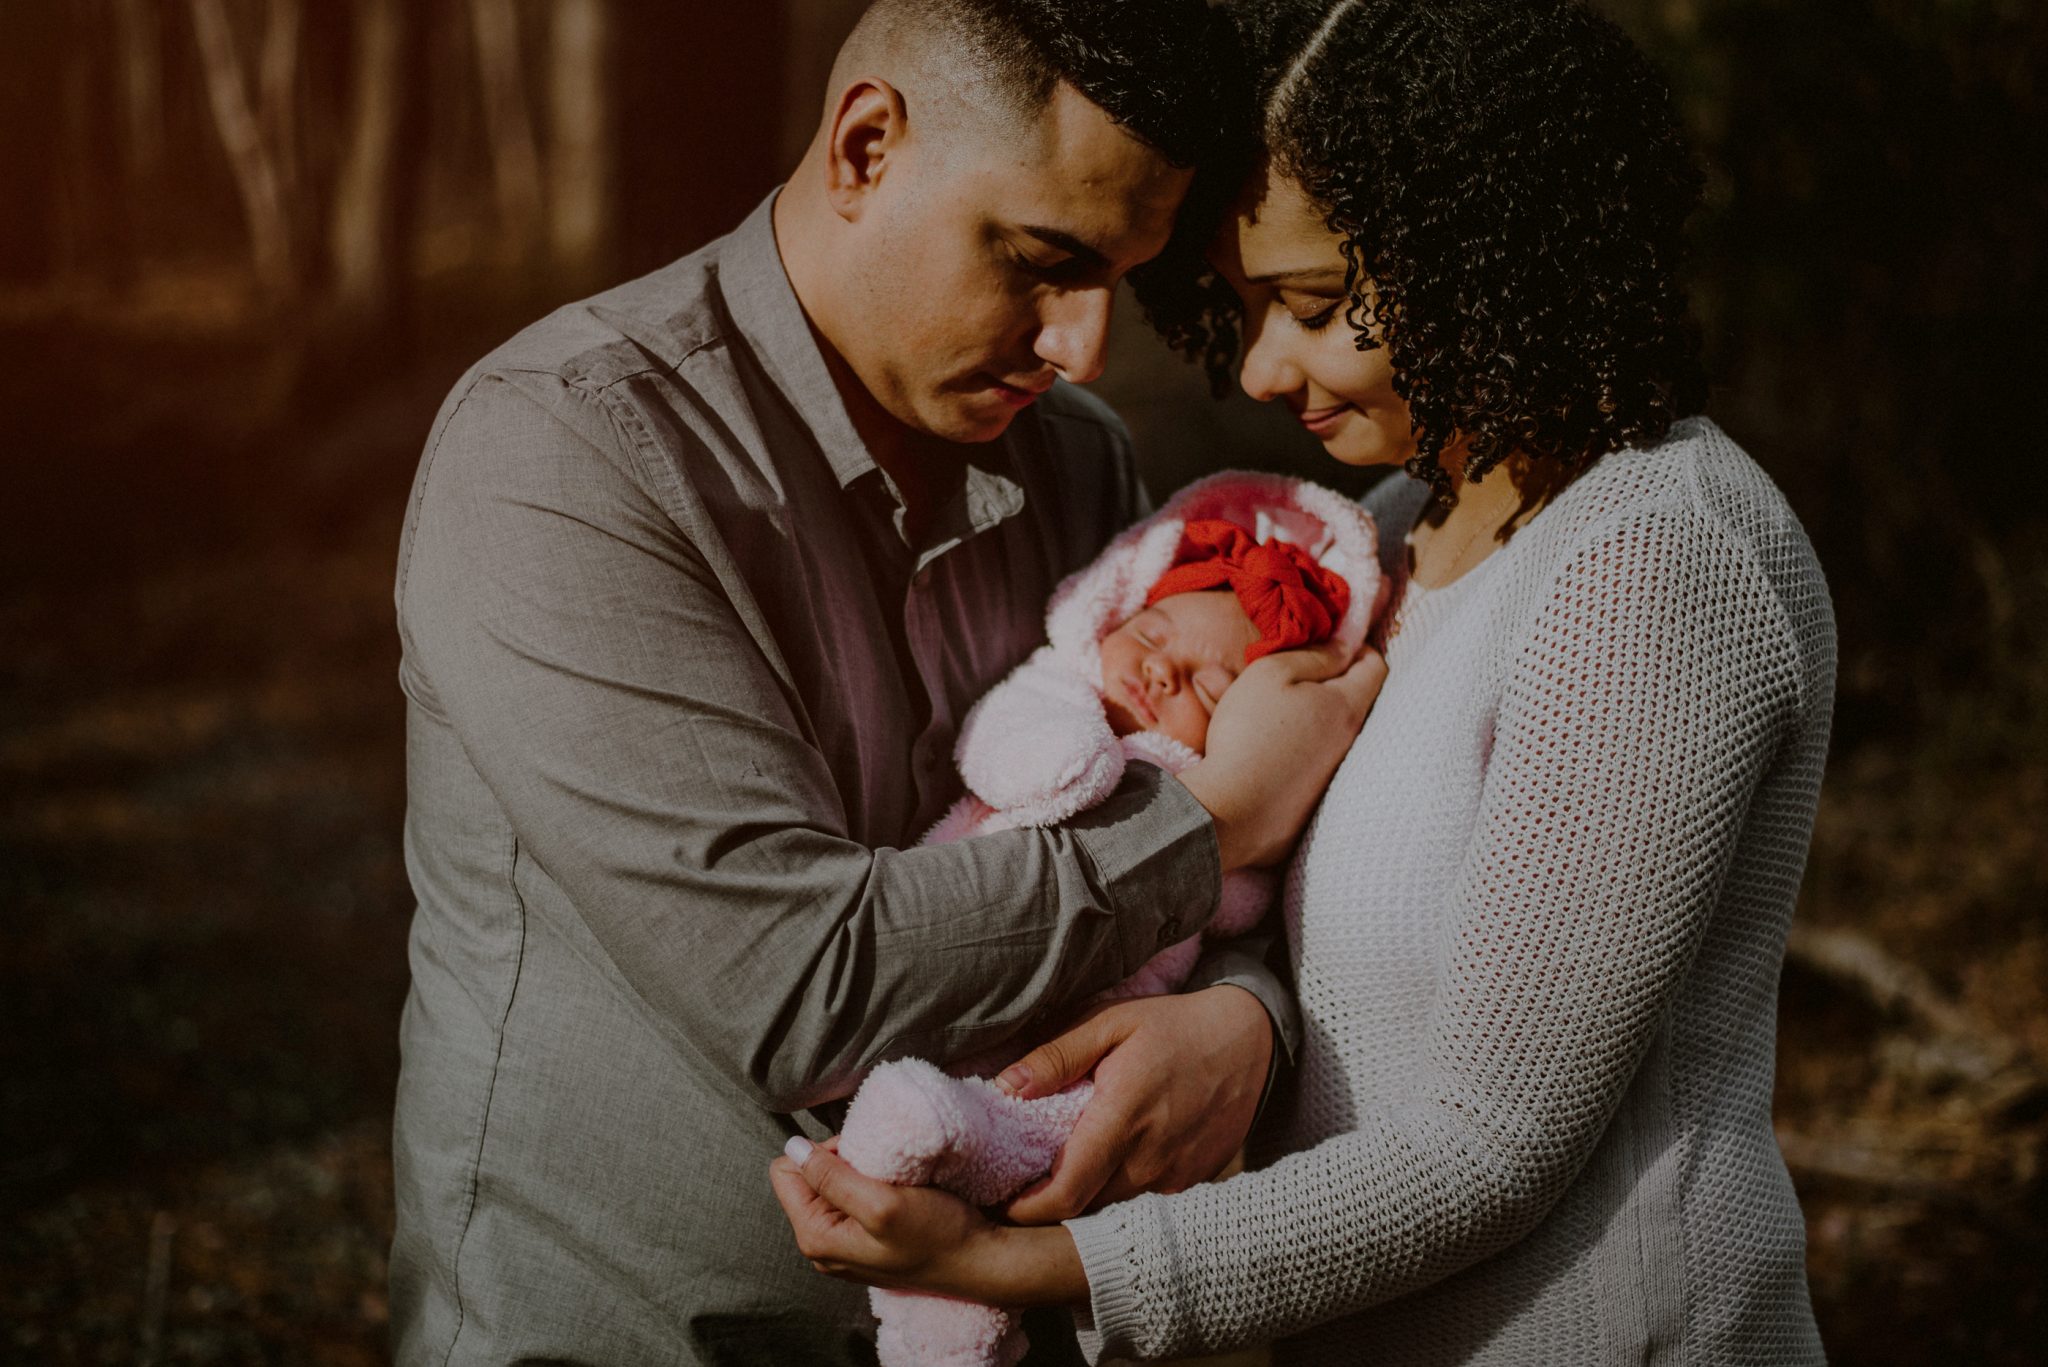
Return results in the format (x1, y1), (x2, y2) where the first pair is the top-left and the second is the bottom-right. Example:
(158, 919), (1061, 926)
(772, 1), (1835, 1361)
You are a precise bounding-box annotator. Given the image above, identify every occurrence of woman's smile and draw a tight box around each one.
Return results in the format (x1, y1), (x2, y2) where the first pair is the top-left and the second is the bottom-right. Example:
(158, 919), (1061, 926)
(1295, 401), (1352, 436)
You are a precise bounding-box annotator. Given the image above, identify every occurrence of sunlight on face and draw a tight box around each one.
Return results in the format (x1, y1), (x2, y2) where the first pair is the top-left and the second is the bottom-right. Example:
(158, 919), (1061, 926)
(1209, 168), (1417, 468)
(1099, 590), (1260, 754)
(844, 84), (1192, 443)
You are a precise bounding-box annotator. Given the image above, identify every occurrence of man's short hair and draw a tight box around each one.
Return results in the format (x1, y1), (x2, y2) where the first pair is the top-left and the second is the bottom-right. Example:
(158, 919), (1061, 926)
(851, 0), (1240, 168)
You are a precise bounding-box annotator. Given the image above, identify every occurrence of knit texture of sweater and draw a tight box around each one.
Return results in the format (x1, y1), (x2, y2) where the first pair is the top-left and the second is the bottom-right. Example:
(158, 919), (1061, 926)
(1063, 418), (1835, 1365)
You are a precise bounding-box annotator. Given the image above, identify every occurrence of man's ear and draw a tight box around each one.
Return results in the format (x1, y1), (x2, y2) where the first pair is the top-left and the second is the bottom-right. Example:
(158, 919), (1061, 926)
(823, 79), (908, 222)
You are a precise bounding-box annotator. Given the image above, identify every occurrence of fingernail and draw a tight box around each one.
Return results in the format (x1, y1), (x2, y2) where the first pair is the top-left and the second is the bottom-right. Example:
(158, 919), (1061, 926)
(783, 1135), (815, 1164)
(994, 1067), (1026, 1096)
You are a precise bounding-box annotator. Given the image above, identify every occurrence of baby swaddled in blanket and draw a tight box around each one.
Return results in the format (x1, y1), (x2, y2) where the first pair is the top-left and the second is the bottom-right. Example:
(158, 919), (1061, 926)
(836, 471), (1380, 1367)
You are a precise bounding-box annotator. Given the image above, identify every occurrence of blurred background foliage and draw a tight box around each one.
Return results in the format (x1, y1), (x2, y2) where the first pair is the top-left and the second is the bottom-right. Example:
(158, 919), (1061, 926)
(1, 1), (2042, 1362)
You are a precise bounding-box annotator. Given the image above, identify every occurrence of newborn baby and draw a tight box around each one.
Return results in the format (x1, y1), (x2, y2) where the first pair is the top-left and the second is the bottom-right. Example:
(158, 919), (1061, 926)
(836, 472), (1380, 1367)
(1099, 583), (1256, 752)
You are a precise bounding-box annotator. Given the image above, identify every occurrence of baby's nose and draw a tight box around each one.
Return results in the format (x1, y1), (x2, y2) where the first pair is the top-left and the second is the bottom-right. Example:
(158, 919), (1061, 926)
(1142, 655), (1175, 689)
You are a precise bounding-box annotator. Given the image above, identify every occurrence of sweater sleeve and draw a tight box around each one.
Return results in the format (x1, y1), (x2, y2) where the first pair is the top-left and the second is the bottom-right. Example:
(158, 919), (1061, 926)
(1064, 503), (1807, 1359)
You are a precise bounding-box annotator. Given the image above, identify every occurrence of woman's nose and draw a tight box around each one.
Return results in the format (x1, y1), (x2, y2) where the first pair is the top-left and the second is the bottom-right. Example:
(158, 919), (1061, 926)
(1238, 311), (1302, 404)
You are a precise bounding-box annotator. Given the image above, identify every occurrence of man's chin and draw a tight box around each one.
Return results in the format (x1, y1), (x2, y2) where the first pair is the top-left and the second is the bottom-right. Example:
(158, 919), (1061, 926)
(921, 393), (1025, 445)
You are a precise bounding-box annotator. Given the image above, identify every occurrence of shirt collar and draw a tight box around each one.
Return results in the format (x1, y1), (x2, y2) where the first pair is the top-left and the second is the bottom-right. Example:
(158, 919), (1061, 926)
(717, 188), (1029, 553)
(718, 189), (876, 490)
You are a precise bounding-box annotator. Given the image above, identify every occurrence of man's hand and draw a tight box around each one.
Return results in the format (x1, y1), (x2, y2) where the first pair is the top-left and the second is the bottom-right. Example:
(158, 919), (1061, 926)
(1178, 639), (1387, 870)
(996, 985), (1273, 1224)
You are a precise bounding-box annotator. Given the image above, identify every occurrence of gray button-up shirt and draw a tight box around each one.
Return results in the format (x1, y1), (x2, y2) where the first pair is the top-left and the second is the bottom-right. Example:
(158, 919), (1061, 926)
(388, 193), (1289, 1365)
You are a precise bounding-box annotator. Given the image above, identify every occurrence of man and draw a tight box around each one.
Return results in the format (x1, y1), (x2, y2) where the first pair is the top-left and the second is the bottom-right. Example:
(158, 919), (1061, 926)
(389, 2), (1376, 1362)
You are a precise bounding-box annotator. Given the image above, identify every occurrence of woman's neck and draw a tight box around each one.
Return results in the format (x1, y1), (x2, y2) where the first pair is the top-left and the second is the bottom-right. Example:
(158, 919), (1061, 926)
(1407, 451), (1553, 590)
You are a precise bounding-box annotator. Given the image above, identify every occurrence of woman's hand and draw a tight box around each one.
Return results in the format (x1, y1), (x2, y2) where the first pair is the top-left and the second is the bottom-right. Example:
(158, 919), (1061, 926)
(769, 1137), (1088, 1306)
(1180, 638), (1388, 870)
(997, 985), (1271, 1224)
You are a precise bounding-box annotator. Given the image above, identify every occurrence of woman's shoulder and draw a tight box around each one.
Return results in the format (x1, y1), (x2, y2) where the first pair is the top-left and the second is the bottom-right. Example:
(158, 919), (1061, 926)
(1509, 417), (1835, 695)
(1540, 417), (1824, 588)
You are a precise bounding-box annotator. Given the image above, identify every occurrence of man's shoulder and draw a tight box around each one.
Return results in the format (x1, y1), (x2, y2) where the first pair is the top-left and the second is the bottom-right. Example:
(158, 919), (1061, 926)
(464, 245), (733, 399)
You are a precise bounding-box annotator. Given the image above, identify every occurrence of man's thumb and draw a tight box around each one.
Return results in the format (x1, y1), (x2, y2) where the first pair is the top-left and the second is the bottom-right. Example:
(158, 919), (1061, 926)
(995, 1019), (1108, 1099)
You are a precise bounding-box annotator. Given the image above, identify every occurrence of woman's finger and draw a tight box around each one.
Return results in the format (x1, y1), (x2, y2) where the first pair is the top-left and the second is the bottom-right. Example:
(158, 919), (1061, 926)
(1250, 637), (1352, 683)
(1328, 649), (1389, 714)
(769, 1155), (859, 1260)
(785, 1136), (896, 1231)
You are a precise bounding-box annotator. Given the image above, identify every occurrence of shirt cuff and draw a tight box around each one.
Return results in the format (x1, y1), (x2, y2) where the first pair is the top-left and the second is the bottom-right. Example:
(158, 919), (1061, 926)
(1066, 762), (1221, 977)
(1183, 933), (1301, 1118)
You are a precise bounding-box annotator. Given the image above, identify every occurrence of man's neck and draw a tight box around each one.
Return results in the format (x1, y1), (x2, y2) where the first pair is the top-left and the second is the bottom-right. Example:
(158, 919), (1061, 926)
(814, 343), (962, 545)
(774, 183), (961, 546)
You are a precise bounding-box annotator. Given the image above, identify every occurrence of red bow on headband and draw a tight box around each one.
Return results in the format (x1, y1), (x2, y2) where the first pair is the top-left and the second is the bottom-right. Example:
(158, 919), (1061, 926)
(1144, 518), (1351, 663)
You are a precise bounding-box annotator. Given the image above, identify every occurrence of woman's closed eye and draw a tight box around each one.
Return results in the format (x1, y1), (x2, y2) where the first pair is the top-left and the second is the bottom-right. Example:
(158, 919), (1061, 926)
(1284, 294), (1343, 331)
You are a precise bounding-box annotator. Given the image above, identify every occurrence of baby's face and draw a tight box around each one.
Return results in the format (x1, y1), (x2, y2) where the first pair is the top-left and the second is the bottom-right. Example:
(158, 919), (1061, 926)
(1100, 590), (1259, 754)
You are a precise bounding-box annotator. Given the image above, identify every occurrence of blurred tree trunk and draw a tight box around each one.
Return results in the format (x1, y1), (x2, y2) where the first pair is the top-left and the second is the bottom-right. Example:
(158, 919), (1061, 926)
(113, 0), (163, 184)
(111, 0), (163, 289)
(470, 0), (546, 264)
(0, 5), (66, 286)
(546, 0), (613, 282)
(257, 0), (302, 210)
(328, 0), (413, 325)
(51, 1), (128, 295)
(190, 0), (295, 297)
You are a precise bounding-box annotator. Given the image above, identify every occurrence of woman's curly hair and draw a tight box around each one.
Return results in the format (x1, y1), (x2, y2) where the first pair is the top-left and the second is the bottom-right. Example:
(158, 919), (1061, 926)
(1132, 0), (1709, 502)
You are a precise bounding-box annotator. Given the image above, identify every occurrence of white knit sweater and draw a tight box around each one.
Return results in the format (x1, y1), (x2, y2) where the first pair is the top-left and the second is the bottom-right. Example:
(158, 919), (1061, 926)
(1065, 418), (1834, 1365)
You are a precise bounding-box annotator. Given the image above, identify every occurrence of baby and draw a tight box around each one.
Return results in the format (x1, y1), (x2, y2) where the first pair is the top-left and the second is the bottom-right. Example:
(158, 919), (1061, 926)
(1099, 516), (1324, 754)
(836, 471), (1380, 1367)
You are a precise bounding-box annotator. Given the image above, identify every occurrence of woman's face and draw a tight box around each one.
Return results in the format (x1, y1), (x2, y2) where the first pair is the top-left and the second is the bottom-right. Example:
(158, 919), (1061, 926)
(1209, 169), (1416, 468)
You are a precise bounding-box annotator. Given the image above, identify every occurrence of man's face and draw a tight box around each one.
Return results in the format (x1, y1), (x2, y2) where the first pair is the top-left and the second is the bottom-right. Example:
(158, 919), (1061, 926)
(840, 84), (1193, 443)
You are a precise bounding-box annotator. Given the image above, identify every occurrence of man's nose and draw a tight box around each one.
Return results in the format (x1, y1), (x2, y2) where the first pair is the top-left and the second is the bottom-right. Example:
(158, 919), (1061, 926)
(1034, 287), (1114, 386)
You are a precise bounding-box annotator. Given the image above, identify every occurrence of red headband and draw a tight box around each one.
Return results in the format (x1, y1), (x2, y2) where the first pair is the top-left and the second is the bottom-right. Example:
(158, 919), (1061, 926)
(1144, 518), (1351, 664)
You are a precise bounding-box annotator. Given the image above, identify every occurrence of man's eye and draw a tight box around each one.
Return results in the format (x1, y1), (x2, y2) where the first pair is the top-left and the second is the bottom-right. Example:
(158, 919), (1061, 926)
(1006, 243), (1084, 283)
